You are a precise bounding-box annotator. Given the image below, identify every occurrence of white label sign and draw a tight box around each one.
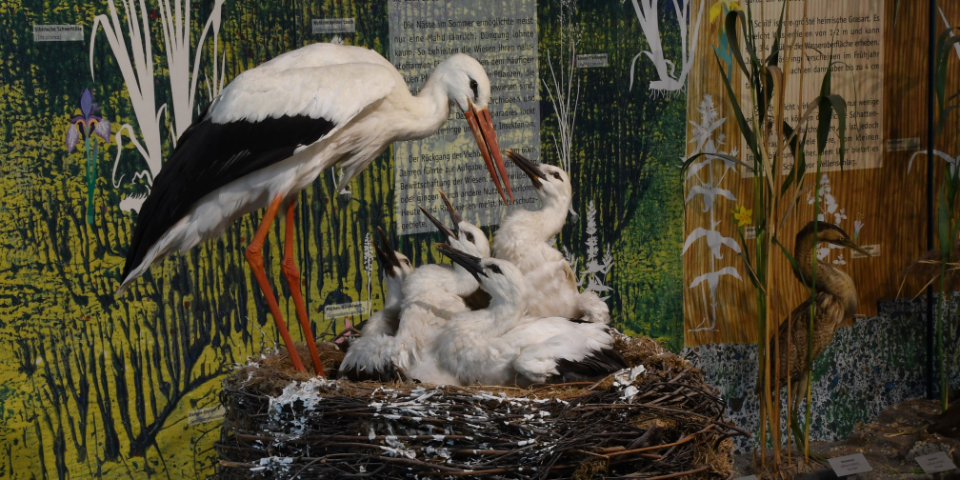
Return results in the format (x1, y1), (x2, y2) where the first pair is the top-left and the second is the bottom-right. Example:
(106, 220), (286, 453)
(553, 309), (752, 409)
(576, 54), (608, 68)
(312, 18), (355, 34)
(33, 25), (83, 42)
(389, 0), (540, 235)
(188, 406), (225, 425)
(324, 301), (370, 319)
(851, 244), (879, 259)
(828, 453), (873, 477)
(742, 0), (884, 174)
(916, 452), (957, 474)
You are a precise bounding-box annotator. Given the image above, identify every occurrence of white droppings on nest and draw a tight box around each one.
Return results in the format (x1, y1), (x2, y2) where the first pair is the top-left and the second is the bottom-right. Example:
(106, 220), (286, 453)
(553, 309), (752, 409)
(382, 436), (417, 459)
(613, 365), (647, 402)
(249, 455), (294, 472)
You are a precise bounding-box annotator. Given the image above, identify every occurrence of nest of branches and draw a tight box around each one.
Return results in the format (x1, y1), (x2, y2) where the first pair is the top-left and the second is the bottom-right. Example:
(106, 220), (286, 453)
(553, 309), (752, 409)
(216, 335), (745, 479)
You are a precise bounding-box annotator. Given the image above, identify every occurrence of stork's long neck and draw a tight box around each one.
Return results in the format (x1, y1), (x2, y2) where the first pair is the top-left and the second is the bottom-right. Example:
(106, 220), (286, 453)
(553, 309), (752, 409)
(383, 276), (406, 312)
(794, 232), (859, 317)
(517, 193), (571, 244)
(484, 289), (528, 336)
(451, 265), (481, 296)
(401, 76), (452, 140)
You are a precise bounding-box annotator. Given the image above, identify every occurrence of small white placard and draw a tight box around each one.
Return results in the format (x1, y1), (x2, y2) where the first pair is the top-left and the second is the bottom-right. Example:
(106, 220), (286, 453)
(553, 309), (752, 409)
(828, 453), (873, 477)
(886, 137), (921, 152)
(324, 301), (369, 319)
(576, 54), (608, 68)
(744, 226), (756, 240)
(851, 244), (879, 259)
(188, 406), (225, 425)
(33, 25), (83, 42)
(312, 18), (355, 34)
(916, 452), (957, 474)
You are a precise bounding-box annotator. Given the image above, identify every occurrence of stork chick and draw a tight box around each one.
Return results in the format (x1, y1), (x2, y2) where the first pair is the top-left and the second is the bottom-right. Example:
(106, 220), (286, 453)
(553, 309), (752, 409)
(433, 244), (624, 387)
(492, 150), (610, 324)
(339, 229), (414, 381)
(763, 221), (871, 453)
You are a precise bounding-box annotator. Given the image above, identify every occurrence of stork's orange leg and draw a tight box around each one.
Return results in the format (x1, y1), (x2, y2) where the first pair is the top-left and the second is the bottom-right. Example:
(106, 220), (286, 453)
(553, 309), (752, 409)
(281, 200), (325, 377)
(245, 196), (306, 372)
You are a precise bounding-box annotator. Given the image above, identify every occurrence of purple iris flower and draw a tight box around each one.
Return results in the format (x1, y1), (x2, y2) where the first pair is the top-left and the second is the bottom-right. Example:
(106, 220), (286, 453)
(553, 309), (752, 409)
(66, 89), (112, 224)
(66, 89), (111, 152)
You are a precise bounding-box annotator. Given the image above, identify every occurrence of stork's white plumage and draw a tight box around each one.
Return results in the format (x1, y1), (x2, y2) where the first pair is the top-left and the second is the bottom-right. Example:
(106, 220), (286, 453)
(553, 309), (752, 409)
(339, 230), (414, 381)
(115, 43), (513, 375)
(432, 245), (625, 387)
(492, 151), (610, 324)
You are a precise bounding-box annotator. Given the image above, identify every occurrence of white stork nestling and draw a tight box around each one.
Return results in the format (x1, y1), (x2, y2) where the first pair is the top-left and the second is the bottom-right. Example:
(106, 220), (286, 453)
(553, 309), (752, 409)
(338, 229), (414, 381)
(340, 189), (491, 383)
(492, 150), (610, 324)
(115, 43), (514, 376)
(433, 244), (625, 387)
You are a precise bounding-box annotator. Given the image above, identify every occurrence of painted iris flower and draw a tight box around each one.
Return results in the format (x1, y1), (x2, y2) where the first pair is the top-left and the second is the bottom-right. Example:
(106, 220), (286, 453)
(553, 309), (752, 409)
(66, 89), (111, 224)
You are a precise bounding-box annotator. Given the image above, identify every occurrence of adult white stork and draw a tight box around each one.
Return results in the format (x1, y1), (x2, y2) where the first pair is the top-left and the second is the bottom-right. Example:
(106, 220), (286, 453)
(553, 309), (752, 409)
(492, 151), (610, 324)
(115, 43), (513, 377)
(432, 244), (625, 387)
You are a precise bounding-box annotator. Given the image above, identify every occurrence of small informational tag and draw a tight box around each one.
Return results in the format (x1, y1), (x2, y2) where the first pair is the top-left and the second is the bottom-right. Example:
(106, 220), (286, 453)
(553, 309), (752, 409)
(575, 53), (608, 68)
(188, 406), (225, 425)
(744, 226), (756, 240)
(851, 244), (880, 259)
(916, 452), (957, 474)
(324, 301), (369, 319)
(33, 25), (83, 42)
(828, 453), (873, 477)
(312, 18), (356, 34)
(733, 476), (759, 480)
(885, 137), (921, 152)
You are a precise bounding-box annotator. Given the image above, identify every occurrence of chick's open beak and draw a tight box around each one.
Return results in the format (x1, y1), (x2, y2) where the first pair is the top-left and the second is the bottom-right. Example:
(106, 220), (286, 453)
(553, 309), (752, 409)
(506, 149), (547, 189)
(463, 101), (513, 204)
(437, 188), (462, 236)
(375, 227), (402, 276)
(418, 204), (456, 240)
(437, 243), (485, 281)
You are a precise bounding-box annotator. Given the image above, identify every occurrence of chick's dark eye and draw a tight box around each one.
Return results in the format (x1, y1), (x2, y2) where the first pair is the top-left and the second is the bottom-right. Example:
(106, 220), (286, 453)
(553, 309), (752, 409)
(469, 79), (479, 101)
(552, 173), (562, 181)
(403, 260), (411, 266)
(488, 264), (502, 275)
(466, 232), (475, 242)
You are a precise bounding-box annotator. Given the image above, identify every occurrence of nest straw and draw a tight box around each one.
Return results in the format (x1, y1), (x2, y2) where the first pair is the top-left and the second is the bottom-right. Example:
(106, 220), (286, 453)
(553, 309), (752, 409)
(216, 336), (744, 479)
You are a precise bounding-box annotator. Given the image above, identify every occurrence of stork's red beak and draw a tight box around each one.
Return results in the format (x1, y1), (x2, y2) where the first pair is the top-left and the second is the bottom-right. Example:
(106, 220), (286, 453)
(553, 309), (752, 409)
(463, 101), (513, 204)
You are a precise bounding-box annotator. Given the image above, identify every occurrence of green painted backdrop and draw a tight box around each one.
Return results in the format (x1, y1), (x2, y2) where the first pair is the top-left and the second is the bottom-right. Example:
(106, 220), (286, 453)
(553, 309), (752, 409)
(0, 0), (685, 477)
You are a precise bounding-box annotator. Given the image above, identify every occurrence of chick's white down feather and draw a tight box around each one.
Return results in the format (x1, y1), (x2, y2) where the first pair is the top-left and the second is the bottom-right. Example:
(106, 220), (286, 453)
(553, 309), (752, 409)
(492, 163), (610, 324)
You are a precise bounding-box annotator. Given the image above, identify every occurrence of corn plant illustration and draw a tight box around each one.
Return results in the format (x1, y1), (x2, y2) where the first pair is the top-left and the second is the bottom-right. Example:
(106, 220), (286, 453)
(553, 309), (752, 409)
(624, 0), (704, 94)
(682, 94), (742, 333)
(89, 0), (227, 211)
(66, 88), (112, 224)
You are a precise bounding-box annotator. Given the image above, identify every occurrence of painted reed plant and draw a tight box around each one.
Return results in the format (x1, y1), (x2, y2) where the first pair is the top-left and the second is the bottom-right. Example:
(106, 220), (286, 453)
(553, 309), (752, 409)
(683, 0), (848, 466)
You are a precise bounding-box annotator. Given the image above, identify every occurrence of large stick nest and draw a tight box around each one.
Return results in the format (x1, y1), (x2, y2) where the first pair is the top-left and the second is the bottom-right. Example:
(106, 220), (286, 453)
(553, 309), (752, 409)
(216, 336), (746, 479)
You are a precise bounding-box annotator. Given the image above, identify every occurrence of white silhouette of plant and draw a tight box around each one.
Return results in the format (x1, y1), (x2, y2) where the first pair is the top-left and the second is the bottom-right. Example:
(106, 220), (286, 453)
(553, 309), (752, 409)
(363, 233), (374, 317)
(543, 0), (581, 218)
(683, 94), (742, 333)
(565, 201), (614, 300)
(624, 0), (704, 94)
(90, 0), (227, 212)
(806, 174), (848, 261)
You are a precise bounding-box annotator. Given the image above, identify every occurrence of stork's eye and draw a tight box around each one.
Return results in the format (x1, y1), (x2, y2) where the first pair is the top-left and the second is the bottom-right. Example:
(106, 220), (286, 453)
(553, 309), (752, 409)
(488, 264), (502, 275)
(465, 232), (475, 243)
(469, 79), (479, 101)
(551, 173), (563, 181)
(402, 259), (411, 266)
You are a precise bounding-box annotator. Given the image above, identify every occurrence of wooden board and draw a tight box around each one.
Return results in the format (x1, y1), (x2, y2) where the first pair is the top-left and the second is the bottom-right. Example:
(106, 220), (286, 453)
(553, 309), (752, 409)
(683, 0), (957, 346)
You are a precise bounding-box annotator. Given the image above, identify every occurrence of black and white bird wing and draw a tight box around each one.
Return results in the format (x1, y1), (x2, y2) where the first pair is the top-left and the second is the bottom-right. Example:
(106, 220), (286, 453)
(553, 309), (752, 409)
(118, 63), (397, 293)
(509, 317), (625, 384)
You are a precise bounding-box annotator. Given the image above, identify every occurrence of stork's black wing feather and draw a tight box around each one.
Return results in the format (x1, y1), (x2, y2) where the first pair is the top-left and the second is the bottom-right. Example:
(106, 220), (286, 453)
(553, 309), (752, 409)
(121, 113), (335, 281)
(555, 347), (628, 382)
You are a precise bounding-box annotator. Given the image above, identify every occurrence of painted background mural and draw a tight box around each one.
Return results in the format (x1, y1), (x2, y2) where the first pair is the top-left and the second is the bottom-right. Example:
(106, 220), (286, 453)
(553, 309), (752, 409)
(0, 0), (689, 477)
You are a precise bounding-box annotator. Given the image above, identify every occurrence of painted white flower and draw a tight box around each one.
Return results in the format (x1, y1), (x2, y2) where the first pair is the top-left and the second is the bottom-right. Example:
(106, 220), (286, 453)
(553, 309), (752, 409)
(832, 254), (846, 266)
(817, 246), (831, 260)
